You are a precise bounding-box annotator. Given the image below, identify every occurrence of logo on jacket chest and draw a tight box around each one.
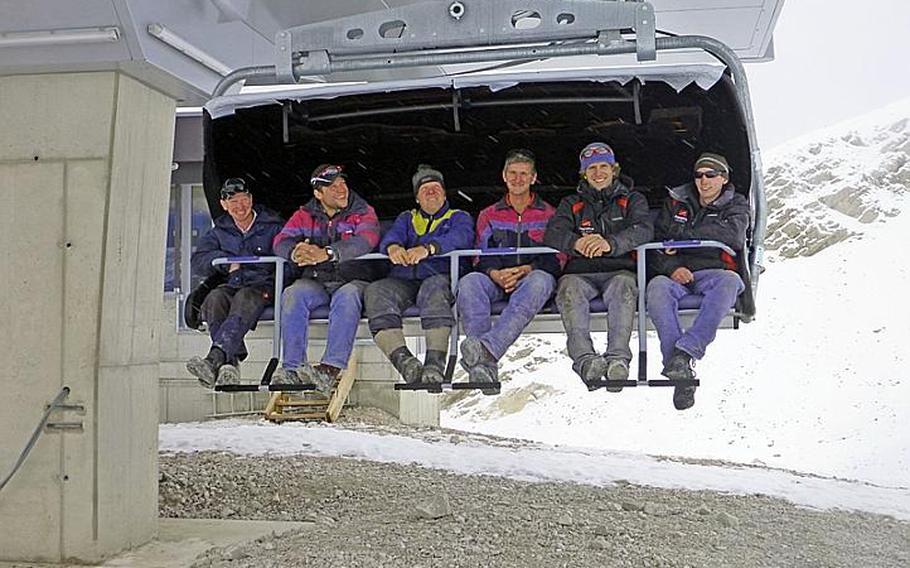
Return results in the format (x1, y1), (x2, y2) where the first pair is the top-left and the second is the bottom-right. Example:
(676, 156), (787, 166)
(673, 208), (689, 223)
(579, 219), (596, 234)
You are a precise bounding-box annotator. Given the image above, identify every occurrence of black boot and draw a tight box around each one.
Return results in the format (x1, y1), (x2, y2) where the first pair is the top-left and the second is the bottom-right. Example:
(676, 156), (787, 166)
(662, 348), (696, 381)
(422, 350), (447, 384)
(389, 347), (424, 384)
(186, 346), (227, 388)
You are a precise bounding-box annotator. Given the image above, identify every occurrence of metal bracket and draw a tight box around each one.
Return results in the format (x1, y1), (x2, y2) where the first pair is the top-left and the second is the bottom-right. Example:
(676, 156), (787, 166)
(275, 0), (656, 82)
(46, 422), (84, 432)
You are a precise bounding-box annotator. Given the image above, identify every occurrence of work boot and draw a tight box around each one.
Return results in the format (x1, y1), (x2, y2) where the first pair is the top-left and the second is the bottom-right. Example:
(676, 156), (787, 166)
(459, 337), (499, 395)
(604, 358), (630, 393)
(574, 354), (607, 391)
(186, 346), (226, 389)
(421, 350), (447, 384)
(662, 348), (696, 381)
(663, 349), (697, 411)
(300, 363), (342, 397)
(389, 347), (424, 384)
(215, 363), (241, 386)
(271, 367), (304, 386)
(673, 385), (697, 411)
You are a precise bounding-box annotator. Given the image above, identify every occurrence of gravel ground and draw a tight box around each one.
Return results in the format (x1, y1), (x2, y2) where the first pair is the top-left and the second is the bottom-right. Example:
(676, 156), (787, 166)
(159, 415), (910, 568)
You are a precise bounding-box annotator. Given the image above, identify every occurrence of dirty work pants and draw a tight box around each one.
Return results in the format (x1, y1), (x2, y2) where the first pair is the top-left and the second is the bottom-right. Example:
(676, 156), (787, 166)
(457, 270), (556, 361)
(201, 284), (271, 364)
(556, 271), (637, 367)
(365, 274), (454, 333)
(281, 278), (368, 370)
(646, 269), (744, 364)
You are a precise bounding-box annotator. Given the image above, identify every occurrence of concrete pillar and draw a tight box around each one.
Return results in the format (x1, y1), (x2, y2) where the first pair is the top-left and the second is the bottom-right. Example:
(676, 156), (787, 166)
(0, 72), (175, 563)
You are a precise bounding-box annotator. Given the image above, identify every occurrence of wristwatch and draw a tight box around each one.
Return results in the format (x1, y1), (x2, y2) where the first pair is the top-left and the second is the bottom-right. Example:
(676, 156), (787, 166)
(325, 246), (337, 262)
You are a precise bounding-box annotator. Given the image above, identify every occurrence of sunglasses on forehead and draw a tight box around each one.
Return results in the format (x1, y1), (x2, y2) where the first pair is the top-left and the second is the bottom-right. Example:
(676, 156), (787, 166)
(220, 178), (249, 198)
(311, 165), (344, 187)
(580, 145), (612, 159)
(694, 170), (724, 179)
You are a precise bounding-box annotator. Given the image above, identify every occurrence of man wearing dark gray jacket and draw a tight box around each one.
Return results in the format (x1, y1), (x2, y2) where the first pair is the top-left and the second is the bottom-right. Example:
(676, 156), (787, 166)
(544, 142), (653, 390)
(647, 152), (750, 410)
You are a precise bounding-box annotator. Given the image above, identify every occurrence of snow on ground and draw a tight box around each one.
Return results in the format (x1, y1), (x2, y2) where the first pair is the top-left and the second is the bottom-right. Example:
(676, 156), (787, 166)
(444, 200), (910, 490)
(159, 419), (910, 521)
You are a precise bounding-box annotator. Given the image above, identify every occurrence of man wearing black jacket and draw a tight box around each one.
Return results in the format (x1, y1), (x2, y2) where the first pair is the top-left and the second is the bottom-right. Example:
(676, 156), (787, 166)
(544, 142), (653, 390)
(186, 178), (285, 388)
(647, 153), (750, 410)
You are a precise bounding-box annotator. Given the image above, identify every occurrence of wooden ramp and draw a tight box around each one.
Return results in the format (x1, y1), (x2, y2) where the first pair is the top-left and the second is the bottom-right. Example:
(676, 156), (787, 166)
(264, 357), (357, 423)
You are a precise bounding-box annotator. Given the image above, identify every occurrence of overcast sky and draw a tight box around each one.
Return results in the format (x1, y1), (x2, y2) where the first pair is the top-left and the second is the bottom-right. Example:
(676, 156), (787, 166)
(746, 0), (910, 149)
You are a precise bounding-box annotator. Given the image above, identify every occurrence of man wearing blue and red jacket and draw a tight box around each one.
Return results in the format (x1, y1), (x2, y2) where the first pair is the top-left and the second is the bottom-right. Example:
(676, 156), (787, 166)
(544, 142), (653, 391)
(270, 164), (381, 395)
(365, 165), (474, 385)
(647, 153), (749, 411)
(456, 149), (560, 393)
(186, 178), (285, 388)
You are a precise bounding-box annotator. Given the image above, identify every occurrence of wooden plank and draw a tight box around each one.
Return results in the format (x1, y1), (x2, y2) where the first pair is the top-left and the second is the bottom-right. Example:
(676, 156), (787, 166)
(275, 399), (329, 408)
(326, 355), (357, 423)
(264, 392), (282, 415)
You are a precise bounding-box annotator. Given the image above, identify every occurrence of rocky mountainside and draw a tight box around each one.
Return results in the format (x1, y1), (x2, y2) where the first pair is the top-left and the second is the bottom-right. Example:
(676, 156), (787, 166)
(763, 98), (910, 259)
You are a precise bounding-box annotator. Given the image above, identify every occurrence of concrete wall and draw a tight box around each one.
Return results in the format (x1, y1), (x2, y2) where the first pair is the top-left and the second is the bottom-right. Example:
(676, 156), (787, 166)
(0, 72), (175, 563)
(158, 295), (440, 425)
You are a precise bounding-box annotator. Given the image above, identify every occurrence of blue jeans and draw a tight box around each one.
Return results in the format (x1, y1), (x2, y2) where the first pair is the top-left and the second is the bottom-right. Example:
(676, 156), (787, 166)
(457, 270), (555, 360)
(281, 278), (367, 369)
(556, 271), (637, 365)
(365, 274), (454, 333)
(646, 269), (744, 363)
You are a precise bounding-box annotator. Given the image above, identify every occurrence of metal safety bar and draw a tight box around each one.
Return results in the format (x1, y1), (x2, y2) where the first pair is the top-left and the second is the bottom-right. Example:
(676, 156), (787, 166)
(211, 256), (285, 362)
(208, 242), (736, 391)
(634, 240), (735, 383)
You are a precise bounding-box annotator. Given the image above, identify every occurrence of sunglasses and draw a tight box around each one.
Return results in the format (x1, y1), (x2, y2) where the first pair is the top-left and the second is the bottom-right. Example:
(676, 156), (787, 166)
(220, 178), (249, 198)
(580, 145), (613, 159)
(311, 165), (344, 187)
(694, 170), (724, 179)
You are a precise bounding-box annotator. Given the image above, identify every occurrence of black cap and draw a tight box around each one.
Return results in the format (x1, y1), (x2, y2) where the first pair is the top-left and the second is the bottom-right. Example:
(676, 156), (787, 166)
(220, 177), (250, 199)
(310, 164), (346, 189)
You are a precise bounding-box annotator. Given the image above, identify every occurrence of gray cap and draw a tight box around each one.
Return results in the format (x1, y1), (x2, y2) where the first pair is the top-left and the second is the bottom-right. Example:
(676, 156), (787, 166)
(411, 164), (445, 195)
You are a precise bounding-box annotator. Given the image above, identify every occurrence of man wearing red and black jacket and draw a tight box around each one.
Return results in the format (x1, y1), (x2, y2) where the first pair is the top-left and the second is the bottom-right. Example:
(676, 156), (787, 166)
(269, 164), (381, 395)
(544, 142), (653, 390)
(456, 149), (560, 392)
(647, 152), (750, 410)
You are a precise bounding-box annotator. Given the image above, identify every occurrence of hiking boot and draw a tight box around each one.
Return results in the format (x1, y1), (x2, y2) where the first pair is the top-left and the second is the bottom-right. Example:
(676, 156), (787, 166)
(459, 338), (499, 395)
(215, 363), (241, 386)
(460, 337), (496, 369)
(673, 385), (697, 411)
(604, 358), (630, 392)
(300, 363), (342, 397)
(575, 354), (607, 391)
(421, 350), (447, 384)
(662, 348), (696, 381)
(186, 347), (226, 389)
(271, 367), (305, 386)
(389, 347), (424, 384)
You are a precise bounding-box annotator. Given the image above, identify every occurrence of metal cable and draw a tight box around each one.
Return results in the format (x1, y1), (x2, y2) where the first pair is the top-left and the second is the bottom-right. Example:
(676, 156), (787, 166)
(0, 386), (70, 494)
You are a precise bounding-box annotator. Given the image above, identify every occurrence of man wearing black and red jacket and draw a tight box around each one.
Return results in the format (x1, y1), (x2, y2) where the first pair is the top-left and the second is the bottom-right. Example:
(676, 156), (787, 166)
(544, 142), (653, 390)
(647, 152), (750, 410)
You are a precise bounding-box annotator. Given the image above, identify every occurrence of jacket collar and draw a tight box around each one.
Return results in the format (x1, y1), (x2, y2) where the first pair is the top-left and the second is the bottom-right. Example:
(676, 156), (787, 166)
(302, 190), (369, 220)
(215, 204), (280, 230)
(669, 181), (737, 209)
(416, 200), (451, 219)
(494, 191), (546, 211)
(577, 177), (632, 203)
